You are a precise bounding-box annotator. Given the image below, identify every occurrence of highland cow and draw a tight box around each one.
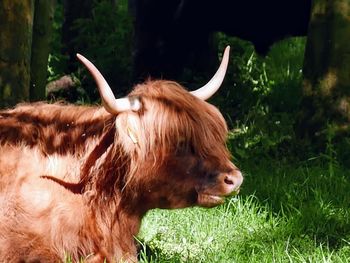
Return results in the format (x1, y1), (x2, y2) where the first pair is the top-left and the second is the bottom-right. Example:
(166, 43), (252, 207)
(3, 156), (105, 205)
(0, 46), (242, 262)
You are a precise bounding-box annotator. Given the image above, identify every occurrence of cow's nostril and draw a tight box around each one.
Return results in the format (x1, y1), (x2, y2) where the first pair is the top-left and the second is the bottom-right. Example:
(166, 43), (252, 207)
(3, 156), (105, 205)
(224, 177), (234, 185)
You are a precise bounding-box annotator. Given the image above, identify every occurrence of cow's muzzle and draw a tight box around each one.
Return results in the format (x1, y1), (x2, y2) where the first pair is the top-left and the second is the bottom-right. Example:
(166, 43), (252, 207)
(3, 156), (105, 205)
(197, 169), (243, 207)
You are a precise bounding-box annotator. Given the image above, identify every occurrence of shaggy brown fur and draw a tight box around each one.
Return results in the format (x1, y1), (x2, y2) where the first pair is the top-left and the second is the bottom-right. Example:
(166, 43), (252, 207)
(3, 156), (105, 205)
(0, 80), (242, 262)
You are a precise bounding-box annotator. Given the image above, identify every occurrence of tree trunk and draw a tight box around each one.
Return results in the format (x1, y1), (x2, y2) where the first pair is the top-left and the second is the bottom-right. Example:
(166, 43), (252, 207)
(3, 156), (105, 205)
(297, 0), (350, 141)
(0, 0), (34, 108)
(30, 0), (55, 101)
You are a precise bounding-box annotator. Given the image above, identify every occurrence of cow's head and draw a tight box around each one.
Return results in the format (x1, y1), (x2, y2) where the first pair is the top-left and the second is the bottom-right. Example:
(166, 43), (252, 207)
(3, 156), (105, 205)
(77, 46), (243, 212)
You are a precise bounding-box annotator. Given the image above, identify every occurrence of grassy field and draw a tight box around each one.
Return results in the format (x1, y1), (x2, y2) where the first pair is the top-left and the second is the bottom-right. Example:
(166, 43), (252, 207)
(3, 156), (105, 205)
(138, 160), (350, 262)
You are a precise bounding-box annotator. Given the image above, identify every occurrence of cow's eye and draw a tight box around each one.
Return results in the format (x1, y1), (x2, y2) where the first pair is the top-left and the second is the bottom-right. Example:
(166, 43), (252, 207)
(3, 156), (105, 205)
(175, 141), (194, 155)
(206, 171), (219, 180)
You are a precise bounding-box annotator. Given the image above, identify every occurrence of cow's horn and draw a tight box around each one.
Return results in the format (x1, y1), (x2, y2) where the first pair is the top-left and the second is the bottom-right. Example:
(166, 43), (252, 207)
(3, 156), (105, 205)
(191, 46), (230, 100)
(76, 54), (141, 114)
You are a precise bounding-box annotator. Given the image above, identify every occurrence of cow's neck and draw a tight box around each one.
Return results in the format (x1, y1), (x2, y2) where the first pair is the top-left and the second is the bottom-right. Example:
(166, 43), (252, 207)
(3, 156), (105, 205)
(82, 138), (143, 258)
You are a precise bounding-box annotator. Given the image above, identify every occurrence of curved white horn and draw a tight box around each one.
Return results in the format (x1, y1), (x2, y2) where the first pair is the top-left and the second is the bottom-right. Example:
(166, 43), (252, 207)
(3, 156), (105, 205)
(76, 54), (141, 114)
(191, 46), (230, 100)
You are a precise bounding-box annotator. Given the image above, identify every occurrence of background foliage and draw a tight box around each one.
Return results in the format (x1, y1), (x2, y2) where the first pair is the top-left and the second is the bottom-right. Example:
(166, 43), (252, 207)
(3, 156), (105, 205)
(46, 0), (350, 166)
(49, 0), (134, 102)
(214, 35), (306, 162)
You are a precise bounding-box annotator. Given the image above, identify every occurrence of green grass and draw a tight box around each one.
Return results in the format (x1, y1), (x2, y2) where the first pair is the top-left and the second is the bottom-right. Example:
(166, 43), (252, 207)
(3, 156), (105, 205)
(137, 160), (350, 262)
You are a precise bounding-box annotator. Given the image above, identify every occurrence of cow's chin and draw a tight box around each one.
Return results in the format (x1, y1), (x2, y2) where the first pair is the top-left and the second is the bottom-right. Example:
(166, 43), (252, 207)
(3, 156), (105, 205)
(197, 193), (225, 207)
(197, 190), (240, 208)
